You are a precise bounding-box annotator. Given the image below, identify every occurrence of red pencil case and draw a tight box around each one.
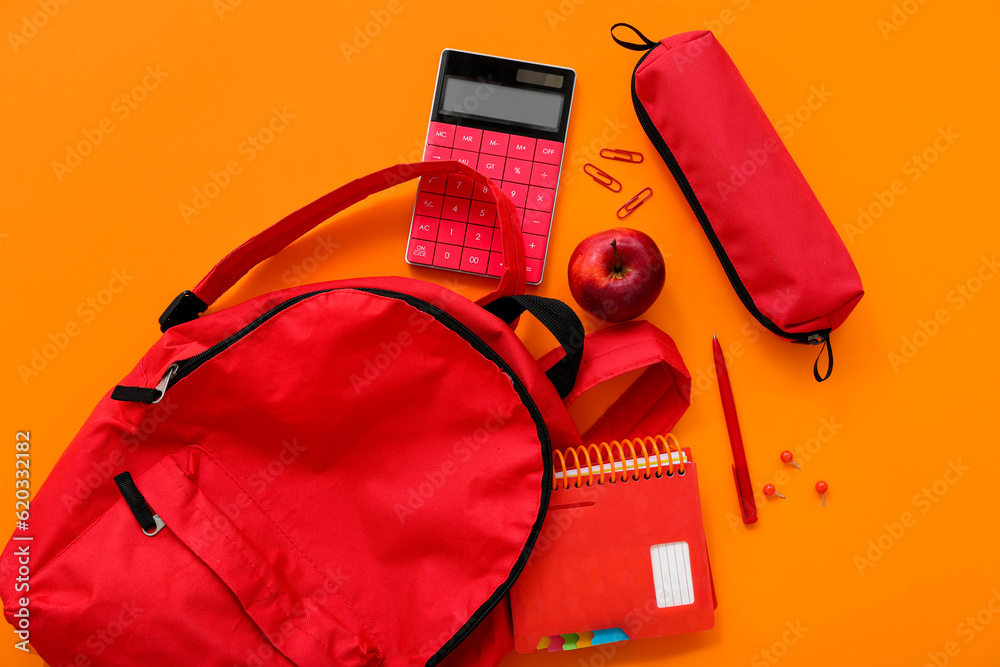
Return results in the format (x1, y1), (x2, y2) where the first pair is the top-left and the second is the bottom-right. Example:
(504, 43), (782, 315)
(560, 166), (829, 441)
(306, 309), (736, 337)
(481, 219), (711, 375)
(612, 24), (864, 381)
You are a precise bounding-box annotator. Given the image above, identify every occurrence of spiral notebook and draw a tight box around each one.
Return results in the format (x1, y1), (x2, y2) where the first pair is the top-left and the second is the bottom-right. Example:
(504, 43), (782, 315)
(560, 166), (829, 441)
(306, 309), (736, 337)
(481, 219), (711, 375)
(510, 435), (716, 652)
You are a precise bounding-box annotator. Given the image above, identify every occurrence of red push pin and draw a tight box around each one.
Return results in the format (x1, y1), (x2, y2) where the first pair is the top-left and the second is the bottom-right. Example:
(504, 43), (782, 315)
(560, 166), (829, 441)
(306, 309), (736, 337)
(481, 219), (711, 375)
(762, 483), (785, 499)
(815, 480), (828, 506)
(780, 450), (801, 469)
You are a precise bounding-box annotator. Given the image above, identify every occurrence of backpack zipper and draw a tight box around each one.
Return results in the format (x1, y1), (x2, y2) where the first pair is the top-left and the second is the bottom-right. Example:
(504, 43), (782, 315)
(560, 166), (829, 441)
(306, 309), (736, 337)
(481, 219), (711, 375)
(628, 48), (828, 347)
(113, 286), (552, 665)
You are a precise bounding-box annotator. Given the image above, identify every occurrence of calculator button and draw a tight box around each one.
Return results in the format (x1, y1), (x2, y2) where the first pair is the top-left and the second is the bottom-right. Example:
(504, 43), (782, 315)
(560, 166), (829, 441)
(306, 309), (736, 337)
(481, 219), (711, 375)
(487, 252), (505, 277)
(411, 215), (439, 241)
(469, 201), (497, 226)
(481, 131), (509, 156)
(437, 219), (467, 245)
(407, 238), (435, 265)
(419, 174), (447, 195)
(525, 258), (543, 283)
(450, 149), (478, 167)
(415, 192), (443, 216)
(441, 196), (470, 222)
(446, 175), (474, 199)
(465, 224), (494, 250)
(500, 181), (528, 207)
(461, 247), (489, 274)
(493, 205), (520, 230)
(477, 154), (505, 180)
(522, 233), (547, 260)
(472, 181), (493, 202)
(454, 127), (483, 152)
(427, 122), (456, 148)
(507, 136), (536, 160)
(493, 208), (524, 232)
(423, 145), (451, 161)
(526, 186), (555, 213)
(503, 158), (532, 184)
(433, 243), (462, 270)
(534, 139), (563, 165)
(522, 210), (551, 236)
(529, 162), (558, 188)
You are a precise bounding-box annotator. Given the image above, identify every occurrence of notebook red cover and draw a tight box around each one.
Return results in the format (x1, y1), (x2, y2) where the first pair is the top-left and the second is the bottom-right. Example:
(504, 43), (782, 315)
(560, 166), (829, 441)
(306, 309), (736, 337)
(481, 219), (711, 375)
(510, 448), (715, 652)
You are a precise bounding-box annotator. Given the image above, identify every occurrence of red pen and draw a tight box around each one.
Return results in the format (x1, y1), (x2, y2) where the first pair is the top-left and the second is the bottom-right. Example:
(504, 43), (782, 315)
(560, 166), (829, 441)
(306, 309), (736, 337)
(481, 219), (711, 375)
(713, 334), (757, 524)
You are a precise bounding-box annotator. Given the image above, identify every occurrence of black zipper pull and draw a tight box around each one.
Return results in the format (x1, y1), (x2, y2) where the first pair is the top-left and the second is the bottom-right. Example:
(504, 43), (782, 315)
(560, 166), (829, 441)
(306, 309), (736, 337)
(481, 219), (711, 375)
(151, 364), (179, 403)
(811, 335), (834, 382)
(113, 472), (165, 536)
(611, 23), (659, 51)
(111, 363), (178, 403)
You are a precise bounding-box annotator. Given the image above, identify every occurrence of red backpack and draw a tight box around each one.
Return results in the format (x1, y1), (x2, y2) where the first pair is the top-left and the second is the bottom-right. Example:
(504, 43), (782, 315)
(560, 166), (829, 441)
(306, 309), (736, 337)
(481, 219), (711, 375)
(0, 162), (690, 666)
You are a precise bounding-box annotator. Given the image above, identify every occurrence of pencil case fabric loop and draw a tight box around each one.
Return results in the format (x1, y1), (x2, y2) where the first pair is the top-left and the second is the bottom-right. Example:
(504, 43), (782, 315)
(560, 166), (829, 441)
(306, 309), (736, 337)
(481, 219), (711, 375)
(614, 25), (864, 381)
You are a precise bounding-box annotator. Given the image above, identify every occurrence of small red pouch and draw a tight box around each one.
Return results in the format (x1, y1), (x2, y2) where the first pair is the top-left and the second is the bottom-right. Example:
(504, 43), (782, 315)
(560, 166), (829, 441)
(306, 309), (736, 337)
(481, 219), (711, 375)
(612, 24), (864, 381)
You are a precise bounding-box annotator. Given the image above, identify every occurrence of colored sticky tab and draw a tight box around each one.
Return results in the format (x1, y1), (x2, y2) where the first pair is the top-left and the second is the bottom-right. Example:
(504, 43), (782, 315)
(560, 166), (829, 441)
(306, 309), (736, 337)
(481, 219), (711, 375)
(546, 635), (565, 651)
(592, 628), (629, 645)
(576, 631), (594, 647)
(535, 636), (551, 650)
(561, 633), (580, 649)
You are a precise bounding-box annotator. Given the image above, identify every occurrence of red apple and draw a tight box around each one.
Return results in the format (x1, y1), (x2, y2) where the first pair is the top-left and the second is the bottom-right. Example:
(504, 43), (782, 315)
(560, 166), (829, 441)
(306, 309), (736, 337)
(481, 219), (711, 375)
(568, 228), (665, 323)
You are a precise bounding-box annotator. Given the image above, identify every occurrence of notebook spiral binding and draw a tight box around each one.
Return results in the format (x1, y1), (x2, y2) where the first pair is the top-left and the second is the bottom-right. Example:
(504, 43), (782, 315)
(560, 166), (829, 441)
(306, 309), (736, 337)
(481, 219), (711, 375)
(552, 434), (685, 490)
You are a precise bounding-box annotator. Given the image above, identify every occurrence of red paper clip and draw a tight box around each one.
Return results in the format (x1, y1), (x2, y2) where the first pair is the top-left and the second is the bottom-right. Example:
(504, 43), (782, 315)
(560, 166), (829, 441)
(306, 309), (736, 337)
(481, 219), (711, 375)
(617, 187), (653, 219)
(600, 148), (644, 163)
(583, 163), (622, 192)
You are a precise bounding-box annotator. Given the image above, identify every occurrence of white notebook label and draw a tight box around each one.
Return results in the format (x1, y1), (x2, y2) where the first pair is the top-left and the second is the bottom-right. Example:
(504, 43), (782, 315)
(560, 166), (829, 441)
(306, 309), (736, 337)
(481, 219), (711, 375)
(650, 541), (694, 608)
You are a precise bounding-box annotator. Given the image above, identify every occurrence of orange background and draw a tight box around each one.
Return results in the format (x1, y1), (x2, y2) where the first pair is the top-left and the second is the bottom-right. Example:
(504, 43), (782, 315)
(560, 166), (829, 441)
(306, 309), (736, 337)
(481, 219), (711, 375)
(2, 0), (998, 665)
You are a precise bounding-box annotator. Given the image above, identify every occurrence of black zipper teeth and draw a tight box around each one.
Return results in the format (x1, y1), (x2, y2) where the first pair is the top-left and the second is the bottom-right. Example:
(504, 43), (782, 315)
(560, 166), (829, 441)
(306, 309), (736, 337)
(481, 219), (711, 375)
(629, 48), (825, 344)
(165, 289), (336, 389)
(153, 286), (552, 665)
(359, 289), (552, 666)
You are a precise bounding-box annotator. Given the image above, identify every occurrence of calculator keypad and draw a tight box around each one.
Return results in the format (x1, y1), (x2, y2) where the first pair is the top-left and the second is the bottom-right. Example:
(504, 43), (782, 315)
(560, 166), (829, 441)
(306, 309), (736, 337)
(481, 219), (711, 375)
(408, 122), (564, 285)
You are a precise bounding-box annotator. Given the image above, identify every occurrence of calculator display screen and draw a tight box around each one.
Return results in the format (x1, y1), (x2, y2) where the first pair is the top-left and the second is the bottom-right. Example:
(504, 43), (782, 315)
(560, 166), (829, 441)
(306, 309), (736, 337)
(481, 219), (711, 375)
(439, 76), (564, 132)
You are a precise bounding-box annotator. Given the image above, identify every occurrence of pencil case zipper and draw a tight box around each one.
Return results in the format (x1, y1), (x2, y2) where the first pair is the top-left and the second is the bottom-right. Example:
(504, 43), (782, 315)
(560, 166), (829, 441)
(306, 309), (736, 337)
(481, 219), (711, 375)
(628, 48), (830, 349)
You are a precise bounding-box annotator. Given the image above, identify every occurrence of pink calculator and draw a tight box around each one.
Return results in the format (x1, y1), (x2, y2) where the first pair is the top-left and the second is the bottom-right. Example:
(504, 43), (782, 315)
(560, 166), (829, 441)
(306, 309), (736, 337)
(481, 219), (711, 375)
(406, 50), (576, 285)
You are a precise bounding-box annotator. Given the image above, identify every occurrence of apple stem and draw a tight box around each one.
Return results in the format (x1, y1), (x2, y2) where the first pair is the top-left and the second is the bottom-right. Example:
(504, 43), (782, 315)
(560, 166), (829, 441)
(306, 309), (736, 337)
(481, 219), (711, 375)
(611, 239), (624, 275)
